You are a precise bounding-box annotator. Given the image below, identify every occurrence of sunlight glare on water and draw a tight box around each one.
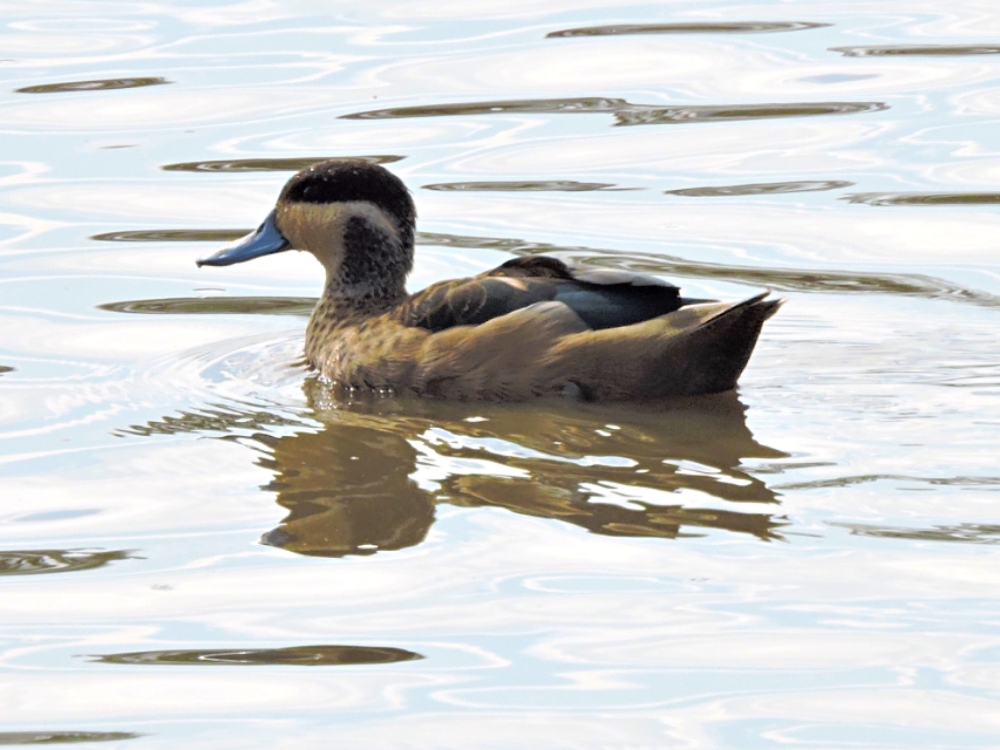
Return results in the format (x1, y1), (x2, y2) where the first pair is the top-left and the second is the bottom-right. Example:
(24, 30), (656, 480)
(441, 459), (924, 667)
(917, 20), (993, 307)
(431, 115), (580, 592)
(1, 0), (1000, 747)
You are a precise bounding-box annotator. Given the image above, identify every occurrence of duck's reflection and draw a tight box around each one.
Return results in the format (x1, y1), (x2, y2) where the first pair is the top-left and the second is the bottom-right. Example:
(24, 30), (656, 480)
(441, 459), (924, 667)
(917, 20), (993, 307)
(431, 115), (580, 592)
(254, 383), (788, 557)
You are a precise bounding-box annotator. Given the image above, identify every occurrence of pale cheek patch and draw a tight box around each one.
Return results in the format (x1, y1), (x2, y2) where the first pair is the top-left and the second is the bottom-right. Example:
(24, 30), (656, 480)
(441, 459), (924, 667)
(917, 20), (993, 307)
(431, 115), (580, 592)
(278, 201), (401, 273)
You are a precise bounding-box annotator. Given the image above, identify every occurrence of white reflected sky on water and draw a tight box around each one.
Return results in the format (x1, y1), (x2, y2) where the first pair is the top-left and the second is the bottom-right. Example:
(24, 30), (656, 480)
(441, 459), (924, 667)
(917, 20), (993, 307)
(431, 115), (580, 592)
(2, 0), (1000, 746)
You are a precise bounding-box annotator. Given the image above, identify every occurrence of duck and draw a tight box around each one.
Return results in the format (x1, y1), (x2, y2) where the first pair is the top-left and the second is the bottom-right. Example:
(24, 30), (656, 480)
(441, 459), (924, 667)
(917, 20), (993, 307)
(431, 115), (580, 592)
(198, 159), (780, 401)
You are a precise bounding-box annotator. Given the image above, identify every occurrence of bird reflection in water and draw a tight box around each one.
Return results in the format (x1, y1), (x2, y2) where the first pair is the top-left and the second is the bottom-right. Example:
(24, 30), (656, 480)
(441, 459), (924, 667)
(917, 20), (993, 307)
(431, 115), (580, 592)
(251, 381), (788, 557)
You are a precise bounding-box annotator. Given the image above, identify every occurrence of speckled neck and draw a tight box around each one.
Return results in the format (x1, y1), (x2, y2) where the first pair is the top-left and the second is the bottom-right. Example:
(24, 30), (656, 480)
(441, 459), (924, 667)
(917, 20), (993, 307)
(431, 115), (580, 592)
(278, 202), (413, 299)
(302, 211), (412, 364)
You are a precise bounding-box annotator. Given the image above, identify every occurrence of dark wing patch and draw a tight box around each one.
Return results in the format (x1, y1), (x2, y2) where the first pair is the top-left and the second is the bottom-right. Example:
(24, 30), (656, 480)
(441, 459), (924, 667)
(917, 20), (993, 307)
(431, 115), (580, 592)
(570, 267), (678, 288)
(552, 283), (683, 329)
(554, 261), (683, 329)
(395, 277), (558, 332)
(397, 255), (684, 332)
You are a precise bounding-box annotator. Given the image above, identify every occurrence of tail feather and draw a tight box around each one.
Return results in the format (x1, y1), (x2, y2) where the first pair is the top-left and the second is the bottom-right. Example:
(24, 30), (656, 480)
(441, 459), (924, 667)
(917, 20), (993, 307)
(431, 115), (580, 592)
(550, 292), (782, 399)
(669, 293), (781, 396)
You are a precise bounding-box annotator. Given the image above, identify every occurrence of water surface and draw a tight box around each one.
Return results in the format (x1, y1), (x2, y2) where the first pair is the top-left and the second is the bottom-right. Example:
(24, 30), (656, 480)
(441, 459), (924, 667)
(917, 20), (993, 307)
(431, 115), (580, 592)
(2, 1), (1000, 748)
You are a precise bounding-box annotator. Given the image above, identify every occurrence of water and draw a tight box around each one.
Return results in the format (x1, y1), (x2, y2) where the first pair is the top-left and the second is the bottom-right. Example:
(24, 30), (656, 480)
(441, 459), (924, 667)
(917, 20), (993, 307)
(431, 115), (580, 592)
(2, 1), (1000, 746)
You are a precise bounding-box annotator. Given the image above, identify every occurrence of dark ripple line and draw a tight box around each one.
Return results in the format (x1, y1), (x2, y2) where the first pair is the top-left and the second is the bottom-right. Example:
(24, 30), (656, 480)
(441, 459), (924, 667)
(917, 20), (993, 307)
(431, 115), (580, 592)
(831, 44), (1000, 57)
(15, 77), (170, 94)
(341, 97), (888, 126)
(0, 732), (141, 745)
(777, 473), (1000, 490)
(91, 229), (250, 242)
(614, 101), (887, 126)
(99, 297), (314, 316)
(89, 644), (423, 666)
(162, 155), (404, 173)
(832, 522), (1000, 544)
(342, 97), (625, 119)
(844, 192), (1000, 206)
(666, 180), (853, 197)
(548, 21), (830, 38)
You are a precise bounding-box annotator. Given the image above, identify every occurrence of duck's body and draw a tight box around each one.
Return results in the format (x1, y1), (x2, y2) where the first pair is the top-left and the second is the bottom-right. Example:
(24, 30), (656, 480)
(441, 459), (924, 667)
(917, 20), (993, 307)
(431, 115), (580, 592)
(199, 159), (779, 401)
(304, 257), (777, 400)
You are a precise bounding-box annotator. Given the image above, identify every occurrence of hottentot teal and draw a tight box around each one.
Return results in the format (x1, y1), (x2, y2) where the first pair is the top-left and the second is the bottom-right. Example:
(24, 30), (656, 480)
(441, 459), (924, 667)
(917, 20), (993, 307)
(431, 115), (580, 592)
(199, 159), (780, 401)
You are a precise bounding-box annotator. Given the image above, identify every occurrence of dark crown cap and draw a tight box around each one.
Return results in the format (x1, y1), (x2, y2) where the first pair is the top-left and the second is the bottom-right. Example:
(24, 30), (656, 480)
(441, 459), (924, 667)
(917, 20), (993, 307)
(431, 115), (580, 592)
(280, 159), (416, 225)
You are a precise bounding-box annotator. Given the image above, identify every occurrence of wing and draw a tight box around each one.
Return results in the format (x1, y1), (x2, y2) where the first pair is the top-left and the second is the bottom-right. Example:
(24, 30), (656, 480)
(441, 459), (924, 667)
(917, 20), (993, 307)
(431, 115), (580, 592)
(395, 256), (685, 332)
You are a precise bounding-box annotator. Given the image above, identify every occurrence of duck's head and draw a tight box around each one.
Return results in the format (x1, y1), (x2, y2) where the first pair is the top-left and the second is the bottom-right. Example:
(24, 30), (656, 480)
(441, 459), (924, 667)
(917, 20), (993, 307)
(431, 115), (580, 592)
(198, 159), (416, 299)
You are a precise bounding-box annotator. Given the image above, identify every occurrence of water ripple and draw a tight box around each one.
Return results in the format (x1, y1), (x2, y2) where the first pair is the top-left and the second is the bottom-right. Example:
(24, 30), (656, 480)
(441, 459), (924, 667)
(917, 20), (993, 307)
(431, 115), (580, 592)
(834, 522), (1000, 544)
(0, 732), (140, 745)
(342, 97), (624, 119)
(342, 98), (889, 127)
(0, 549), (133, 576)
(90, 229), (249, 242)
(115, 403), (305, 438)
(614, 101), (888, 127)
(547, 22), (832, 38)
(831, 44), (1000, 57)
(90, 645), (423, 666)
(99, 297), (314, 316)
(845, 192), (1000, 206)
(779, 474), (1000, 490)
(666, 180), (853, 197)
(162, 155), (404, 173)
(15, 77), (170, 94)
